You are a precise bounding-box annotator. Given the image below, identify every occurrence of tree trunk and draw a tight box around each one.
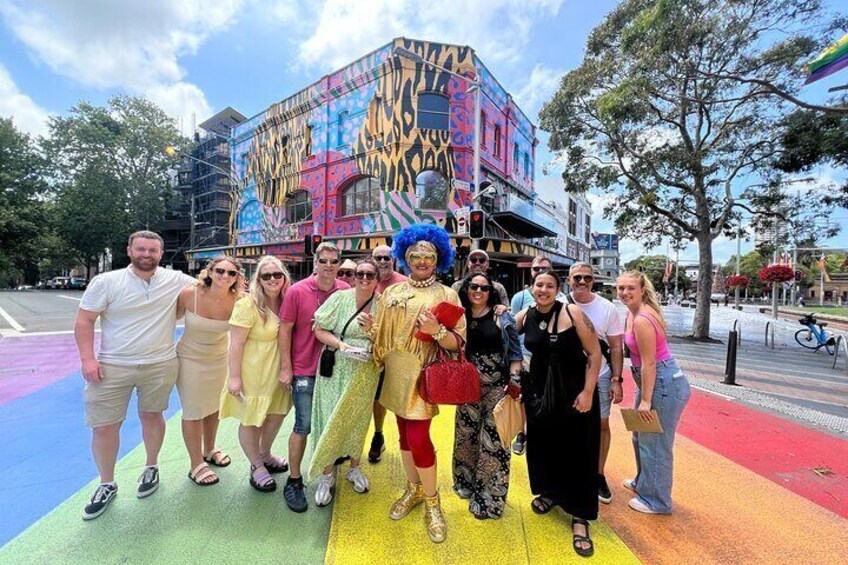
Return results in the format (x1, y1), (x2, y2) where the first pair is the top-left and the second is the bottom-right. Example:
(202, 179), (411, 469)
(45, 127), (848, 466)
(692, 234), (713, 338)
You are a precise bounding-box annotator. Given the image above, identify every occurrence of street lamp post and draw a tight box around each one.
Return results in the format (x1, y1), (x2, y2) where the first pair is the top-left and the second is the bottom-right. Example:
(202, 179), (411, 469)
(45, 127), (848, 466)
(393, 47), (483, 249)
(735, 223), (741, 310)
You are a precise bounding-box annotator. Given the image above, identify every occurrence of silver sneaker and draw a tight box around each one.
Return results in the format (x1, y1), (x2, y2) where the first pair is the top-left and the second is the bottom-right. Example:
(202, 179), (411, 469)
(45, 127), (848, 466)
(314, 471), (336, 507)
(346, 467), (369, 493)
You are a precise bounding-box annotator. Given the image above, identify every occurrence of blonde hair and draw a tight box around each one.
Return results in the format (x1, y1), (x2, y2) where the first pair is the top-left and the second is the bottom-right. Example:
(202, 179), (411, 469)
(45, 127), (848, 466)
(619, 270), (666, 332)
(249, 256), (290, 322)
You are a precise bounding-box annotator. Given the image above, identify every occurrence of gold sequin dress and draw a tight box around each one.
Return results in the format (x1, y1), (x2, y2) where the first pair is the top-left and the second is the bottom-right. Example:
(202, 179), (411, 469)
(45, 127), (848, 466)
(372, 281), (466, 420)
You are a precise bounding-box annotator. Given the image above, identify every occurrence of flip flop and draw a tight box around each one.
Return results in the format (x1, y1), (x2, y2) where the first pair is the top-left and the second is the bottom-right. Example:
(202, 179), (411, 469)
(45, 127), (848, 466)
(531, 496), (553, 514)
(203, 448), (232, 468)
(188, 462), (219, 487)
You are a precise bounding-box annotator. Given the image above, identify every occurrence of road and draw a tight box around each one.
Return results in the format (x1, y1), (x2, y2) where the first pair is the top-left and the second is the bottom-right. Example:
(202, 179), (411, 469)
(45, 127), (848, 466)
(0, 290), (85, 334)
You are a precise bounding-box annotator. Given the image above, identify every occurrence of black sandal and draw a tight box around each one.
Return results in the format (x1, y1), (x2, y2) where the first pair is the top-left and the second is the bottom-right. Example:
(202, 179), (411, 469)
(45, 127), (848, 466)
(571, 518), (594, 557)
(531, 496), (553, 514)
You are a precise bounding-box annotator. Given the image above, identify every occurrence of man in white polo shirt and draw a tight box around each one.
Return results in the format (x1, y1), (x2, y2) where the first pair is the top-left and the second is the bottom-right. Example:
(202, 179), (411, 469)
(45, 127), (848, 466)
(567, 262), (624, 505)
(75, 230), (195, 520)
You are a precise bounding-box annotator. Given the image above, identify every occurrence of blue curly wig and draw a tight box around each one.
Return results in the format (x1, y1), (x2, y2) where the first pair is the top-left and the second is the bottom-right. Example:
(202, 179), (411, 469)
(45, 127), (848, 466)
(392, 223), (455, 274)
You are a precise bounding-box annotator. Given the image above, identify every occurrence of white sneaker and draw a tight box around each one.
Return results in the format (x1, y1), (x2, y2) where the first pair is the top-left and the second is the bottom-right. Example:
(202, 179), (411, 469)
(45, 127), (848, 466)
(622, 478), (636, 492)
(346, 467), (370, 493)
(628, 497), (661, 514)
(315, 471), (336, 507)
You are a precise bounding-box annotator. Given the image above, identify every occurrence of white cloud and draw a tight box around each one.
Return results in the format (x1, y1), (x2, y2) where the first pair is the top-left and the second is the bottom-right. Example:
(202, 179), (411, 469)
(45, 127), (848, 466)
(514, 64), (563, 121)
(0, 0), (241, 126)
(144, 82), (213, 136)
(294, 0), (564, 70)
(0, 64), (51, 137)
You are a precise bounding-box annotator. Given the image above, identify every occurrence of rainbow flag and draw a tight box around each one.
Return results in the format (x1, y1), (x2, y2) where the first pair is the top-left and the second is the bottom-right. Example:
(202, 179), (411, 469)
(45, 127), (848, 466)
(805, 32), (848, 85)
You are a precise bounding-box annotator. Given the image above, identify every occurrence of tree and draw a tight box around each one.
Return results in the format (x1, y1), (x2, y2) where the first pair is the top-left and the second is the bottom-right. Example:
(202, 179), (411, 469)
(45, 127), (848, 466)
(539, 0), (841, 338)
(0, 118), (51, 287)
(624, 254), (691, 293)
(44, 95), (184, 267)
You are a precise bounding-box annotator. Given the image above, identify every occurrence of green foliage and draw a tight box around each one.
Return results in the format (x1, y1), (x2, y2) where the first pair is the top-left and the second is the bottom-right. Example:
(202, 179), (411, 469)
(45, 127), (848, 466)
(623, 254), (691, 291)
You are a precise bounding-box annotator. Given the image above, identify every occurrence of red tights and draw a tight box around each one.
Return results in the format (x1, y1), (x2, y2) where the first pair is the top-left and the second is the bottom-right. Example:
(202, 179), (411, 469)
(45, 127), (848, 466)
(395, 415), (435, 468)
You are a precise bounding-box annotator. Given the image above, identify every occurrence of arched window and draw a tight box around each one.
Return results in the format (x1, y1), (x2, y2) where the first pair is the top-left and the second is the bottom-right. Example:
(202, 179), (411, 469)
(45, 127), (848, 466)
(416, 170), (449, 210)
(417, 93), (449, 131)
(342, 176), (381, 216)
(286, 190), (311, 224)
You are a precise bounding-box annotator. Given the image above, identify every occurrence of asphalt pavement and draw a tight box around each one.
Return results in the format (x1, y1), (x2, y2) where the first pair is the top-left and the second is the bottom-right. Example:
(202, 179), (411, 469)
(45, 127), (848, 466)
(0, 290), (85, 335)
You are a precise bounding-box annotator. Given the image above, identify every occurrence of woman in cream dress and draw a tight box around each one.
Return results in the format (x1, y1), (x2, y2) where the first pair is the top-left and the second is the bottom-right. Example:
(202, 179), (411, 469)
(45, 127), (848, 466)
(176, 256), (243, 486)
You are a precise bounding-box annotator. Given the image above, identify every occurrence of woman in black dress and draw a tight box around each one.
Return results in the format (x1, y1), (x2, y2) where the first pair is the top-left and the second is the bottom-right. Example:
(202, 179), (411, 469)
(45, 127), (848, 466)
(516, 269), (602, 557)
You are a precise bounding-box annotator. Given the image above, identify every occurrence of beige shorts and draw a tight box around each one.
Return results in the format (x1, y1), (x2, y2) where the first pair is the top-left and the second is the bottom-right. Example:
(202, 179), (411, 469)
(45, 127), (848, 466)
(84, 358), (179, 428)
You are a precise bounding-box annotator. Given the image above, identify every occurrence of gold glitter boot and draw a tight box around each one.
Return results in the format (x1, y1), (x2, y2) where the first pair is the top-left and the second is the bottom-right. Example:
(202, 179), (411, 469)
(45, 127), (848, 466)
(423, 493), (447, 543)
(389, 481), (424, 520)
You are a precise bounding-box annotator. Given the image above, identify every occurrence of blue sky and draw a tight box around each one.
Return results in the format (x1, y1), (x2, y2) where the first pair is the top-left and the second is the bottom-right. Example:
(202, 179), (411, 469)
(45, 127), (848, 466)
(1, 0), (846, 264)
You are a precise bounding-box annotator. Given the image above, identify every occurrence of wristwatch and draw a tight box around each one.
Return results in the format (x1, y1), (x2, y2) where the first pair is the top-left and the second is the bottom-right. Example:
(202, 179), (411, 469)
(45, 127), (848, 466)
(610, 375), (623, 383)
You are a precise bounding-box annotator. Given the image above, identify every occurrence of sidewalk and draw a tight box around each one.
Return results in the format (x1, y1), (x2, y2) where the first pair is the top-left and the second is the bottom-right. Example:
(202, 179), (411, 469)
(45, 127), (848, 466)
(0, 333), (845, 564)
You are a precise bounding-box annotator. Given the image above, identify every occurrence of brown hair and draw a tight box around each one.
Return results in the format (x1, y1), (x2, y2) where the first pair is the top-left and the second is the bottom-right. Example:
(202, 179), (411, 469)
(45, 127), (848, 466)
(128, 230), (164, 248)
(618, 270), (667, 332)
(198, 256), (243, 293)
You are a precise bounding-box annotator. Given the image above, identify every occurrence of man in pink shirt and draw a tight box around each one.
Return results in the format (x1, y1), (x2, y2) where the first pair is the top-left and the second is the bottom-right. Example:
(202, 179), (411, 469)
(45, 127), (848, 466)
(368, 244), (407, 463)
(278, 242), (349, 512)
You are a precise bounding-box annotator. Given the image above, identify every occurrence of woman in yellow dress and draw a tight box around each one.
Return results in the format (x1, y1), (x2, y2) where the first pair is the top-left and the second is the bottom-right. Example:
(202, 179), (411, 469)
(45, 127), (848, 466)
(219, 255), (293, 493)
(366, 223), (465, 544)
(176, 256), (243, 486)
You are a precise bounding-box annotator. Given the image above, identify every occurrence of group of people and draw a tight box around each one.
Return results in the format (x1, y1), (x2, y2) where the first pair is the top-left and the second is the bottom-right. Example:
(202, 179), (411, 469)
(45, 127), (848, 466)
(75, 225), (690, 557)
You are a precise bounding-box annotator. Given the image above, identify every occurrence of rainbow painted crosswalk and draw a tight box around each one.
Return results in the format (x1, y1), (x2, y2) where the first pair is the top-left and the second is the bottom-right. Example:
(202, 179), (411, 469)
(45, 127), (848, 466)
(0, 334), (845, 564)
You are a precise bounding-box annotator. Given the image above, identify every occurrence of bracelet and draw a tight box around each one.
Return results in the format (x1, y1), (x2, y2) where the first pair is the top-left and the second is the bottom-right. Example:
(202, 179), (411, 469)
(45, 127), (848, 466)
(432, 324), (448, 341)
(611, 375), (623, 383)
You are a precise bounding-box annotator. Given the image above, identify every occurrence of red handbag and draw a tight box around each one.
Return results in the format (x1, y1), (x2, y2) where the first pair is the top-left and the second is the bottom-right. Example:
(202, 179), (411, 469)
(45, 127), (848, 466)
(415, 301), (465, 342)
(418, 337), (480, 405)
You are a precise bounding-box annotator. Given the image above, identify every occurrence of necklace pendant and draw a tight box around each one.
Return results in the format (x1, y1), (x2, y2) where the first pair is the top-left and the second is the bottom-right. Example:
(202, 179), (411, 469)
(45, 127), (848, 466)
(539, 321), (548, 331)
(470, 320), (478, 330)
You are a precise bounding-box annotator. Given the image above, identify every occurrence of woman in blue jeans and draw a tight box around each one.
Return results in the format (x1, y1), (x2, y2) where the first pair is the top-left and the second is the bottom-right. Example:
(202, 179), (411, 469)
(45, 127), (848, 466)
(617, 270), (690, 514)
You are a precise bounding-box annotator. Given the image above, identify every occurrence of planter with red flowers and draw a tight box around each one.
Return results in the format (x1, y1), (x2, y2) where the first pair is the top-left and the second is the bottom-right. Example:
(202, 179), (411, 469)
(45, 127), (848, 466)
(758, 265), (794, 283)
(725, 275), (750, 288)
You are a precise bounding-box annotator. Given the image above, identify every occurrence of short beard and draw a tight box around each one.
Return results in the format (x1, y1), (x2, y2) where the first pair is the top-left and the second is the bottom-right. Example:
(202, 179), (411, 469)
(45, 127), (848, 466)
(131, 257), (157, 272)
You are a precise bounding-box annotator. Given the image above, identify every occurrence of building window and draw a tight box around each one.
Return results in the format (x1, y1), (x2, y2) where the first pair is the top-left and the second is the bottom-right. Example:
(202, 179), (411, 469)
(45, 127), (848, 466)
(584, 212), (591, 243)
(417, 93), (449, 131)
(480, 110), (487, 148)
(493, 125), (501, 158)
(305, 125), (312, 157)
(342, 176), (381, 216)
(286, 190), (311, 224)
(568, 199), (577, 236)
(513, 143), (519, 173)
(337, 111), (348, 147)
(523, 152), (530, 178)
(416, 170), (449, 209)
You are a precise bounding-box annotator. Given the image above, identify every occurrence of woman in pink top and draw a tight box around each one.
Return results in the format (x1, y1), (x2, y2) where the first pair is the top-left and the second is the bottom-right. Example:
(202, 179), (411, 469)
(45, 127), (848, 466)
(617, 270), (690, 515)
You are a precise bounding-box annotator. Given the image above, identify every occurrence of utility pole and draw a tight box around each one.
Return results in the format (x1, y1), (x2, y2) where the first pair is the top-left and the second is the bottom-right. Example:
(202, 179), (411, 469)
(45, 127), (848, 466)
(772, 217), (779, 320)
(734, 224), (741, 310)
(189, 195), (196, 271)
(674, 246), (680, 301)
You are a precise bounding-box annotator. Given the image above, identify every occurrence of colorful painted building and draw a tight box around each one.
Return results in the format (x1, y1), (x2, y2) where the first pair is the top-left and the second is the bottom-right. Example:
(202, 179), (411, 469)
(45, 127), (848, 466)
(190, 38), (573, 287)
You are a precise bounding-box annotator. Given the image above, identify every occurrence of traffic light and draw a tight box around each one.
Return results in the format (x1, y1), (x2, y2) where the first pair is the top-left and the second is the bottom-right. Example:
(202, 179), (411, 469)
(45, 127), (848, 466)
(304, 234), (323, 256)
(469, 209), (485, 239)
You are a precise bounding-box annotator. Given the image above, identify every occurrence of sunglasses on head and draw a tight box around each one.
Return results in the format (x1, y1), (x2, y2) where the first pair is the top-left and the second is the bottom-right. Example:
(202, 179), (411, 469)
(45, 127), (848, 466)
(337, 270), (355, 278)
(213, 267), (238, 277)
(355, 271), (377, 280)
(260, 272), (285, 281)
(468, 256), (488, 264)
(572, 274), (593, 283)
(317, 258), (340, 265)
(373, 255), (392, 262)
(468, 283), (492, 292)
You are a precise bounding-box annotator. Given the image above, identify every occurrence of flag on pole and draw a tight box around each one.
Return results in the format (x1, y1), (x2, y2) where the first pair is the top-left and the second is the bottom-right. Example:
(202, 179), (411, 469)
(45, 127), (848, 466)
(818, 255), (832, 283)
(662, 257), (672, 283)
(784, 252), (793, 270)
(805, 32), (848, 85)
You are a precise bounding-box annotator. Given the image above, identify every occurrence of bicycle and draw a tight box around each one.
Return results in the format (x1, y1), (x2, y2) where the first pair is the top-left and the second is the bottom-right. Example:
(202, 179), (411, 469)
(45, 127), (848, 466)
(794, 313), (836, 355)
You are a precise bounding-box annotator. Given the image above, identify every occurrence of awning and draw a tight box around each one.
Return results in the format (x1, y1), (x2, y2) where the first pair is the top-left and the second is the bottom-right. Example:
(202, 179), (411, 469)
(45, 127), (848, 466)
(491, 211), (557, 238)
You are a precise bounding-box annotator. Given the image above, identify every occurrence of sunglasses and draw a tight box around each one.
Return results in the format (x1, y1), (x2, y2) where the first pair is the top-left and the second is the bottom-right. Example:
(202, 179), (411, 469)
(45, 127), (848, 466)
(259, 272), (285, 281)
(355, 271), (377, 280)
(572, 274), (594, 283)
(373, 255), (392, 262)
(468, 283), (492, 292)
(468, 257), (488, 264)
(213, 267), (238, 277)
(317, 258), (340, 265)
(337, 270), (355, 278)
(531, 266), (550, 273)
(409, 252), (437, 266)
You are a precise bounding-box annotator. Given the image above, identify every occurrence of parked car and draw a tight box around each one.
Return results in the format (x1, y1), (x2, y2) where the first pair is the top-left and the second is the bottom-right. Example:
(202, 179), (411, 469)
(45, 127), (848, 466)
(47, 277), (70, 290)
(68, 277), (88, 290)
(15, 284), (34, 291)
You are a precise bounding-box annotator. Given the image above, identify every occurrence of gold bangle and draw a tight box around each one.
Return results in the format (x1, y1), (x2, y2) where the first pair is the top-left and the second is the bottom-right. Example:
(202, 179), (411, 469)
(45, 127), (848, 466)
(432, 325), (448, 341)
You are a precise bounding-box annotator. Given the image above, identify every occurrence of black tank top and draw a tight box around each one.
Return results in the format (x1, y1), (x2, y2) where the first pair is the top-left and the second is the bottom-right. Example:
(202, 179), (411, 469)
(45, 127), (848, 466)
(466, 310), (501, 356)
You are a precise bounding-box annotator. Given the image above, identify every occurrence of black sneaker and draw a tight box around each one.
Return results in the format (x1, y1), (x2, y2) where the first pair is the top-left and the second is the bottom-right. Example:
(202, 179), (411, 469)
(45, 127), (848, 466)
(512, 432), (527, 456)
(82, 483), (118, 520)
(367, 432), (385, 463)
(598, 474), (612, 504)
(284, 477), (308, 513)
(137, 466), (159, 498)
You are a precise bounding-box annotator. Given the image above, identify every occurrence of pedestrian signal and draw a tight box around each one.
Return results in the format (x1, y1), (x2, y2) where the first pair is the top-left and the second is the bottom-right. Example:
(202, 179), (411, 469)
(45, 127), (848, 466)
(469, 210), (485, 239)
(305, 234), (323, 256)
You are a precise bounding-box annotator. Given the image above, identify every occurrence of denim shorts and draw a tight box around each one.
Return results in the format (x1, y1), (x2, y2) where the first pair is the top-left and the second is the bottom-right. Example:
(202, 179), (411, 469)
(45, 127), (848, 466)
(596, 367), (612, 419)
(292, 376), (315, 436)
